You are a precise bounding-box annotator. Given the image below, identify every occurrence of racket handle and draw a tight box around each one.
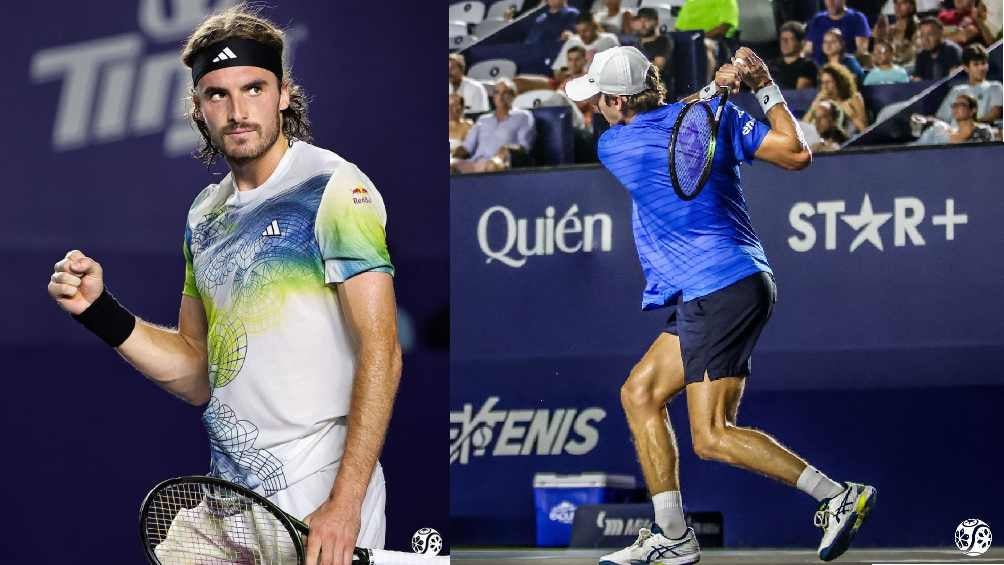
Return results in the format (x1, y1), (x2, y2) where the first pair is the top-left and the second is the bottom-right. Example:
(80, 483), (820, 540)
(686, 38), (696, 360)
(359, 548), (450, 564)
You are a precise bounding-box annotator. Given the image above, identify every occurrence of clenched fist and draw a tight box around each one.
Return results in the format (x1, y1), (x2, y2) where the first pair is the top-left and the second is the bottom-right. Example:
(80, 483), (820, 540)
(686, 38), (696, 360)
(732, 47), (773, 91)
(48, 250), (104, 315)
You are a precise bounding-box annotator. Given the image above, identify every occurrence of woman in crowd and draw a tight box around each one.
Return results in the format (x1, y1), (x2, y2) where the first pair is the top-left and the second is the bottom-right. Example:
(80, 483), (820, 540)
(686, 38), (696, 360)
(873, 0), (920, 68)
(821, 28), (866, 84)
(805, 63), (870, 134)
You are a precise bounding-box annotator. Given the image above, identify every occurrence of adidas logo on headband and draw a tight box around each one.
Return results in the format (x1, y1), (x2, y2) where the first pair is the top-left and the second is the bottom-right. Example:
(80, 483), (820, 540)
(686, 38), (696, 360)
(191, 38), (283, 86)
(211, 47), (238, 62)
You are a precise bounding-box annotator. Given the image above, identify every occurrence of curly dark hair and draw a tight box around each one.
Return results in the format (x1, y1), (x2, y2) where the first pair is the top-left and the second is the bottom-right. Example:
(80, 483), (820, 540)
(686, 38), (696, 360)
(603, 64), (667, 116)
(819, 63), (858, 101)
(181, 3), (312, 165)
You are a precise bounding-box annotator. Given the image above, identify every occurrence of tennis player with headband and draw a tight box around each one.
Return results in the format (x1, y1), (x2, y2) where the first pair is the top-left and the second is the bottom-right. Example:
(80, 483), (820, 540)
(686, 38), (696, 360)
(46, 6), (399, 565)
(565, 46), (876, 564)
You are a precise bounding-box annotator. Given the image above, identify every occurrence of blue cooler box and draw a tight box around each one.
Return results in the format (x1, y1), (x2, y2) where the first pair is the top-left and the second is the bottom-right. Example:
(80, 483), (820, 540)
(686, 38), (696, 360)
(533, 472), (637, 547)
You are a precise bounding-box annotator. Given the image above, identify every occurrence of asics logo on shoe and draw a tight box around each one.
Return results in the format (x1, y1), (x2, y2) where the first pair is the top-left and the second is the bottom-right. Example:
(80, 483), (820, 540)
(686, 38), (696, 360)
(645, 540), (689, 560)
(835, 489), (855, 517)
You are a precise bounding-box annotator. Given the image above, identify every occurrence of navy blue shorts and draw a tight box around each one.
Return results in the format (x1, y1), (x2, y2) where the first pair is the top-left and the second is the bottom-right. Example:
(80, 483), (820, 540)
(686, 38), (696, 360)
(664, 271), (776, 385)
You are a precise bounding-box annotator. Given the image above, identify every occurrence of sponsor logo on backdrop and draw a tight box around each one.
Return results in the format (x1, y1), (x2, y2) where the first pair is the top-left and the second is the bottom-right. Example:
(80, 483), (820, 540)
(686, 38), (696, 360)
(596, 511), (653, 537)
(450, 396), (606, 465)
(549, 501), (578, 525)
(788, 194), (967, 252)
(477, 204), (613, 267)
(29, 0), (306, 157)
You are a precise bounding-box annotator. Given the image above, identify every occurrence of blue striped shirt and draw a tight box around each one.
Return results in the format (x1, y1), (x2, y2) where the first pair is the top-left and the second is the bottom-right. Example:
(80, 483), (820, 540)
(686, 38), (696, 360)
(598, 101), (772, 310)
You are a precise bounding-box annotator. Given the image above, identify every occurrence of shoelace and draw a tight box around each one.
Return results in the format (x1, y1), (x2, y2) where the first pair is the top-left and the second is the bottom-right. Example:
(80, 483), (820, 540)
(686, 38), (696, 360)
(814, 487), (855, 529)
(813, 504), (833, 529)
(633, 528), (653, 548)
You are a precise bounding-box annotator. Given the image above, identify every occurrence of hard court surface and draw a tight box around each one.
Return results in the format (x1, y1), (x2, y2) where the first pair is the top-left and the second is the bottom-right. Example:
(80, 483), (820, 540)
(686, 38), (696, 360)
(451, 547), (1004, 564)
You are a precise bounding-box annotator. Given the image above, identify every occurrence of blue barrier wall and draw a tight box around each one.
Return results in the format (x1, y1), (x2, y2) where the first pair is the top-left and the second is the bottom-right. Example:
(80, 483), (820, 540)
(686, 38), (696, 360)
(450, 144), (1004, 547)
(1, 2), (446, 562)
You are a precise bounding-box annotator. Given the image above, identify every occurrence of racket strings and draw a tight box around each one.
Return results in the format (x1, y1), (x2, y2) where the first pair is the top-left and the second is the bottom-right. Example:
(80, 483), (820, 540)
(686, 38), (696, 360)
(144, 481), (299, 564)
(671, 105), (716, 197)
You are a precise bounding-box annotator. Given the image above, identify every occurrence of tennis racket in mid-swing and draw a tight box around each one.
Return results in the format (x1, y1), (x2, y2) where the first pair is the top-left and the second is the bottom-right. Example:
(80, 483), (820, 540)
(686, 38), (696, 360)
(668, 85), (731, 201)
(140, 475), (448, 565)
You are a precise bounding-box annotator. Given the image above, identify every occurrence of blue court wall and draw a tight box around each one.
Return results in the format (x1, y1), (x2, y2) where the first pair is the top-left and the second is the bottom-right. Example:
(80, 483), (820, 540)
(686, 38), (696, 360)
(0, 1), (446, 562)
(450, 144), (1004, 548)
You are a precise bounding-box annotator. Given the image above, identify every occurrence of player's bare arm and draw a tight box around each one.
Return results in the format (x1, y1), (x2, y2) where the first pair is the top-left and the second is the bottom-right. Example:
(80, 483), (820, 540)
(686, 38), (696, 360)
(48, 249), (210, 405)
(304, 271), (403, 565)
(734, 47), (812, 171)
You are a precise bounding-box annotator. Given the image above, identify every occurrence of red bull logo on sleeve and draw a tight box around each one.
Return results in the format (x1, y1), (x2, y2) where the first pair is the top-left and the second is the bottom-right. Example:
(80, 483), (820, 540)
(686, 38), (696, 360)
(352, 186), (372, 205)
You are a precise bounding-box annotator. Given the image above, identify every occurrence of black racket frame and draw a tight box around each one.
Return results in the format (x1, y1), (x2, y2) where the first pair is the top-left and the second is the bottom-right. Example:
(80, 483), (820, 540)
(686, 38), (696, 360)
(668, 86), (731, 201)
(139, 475), (373, 565)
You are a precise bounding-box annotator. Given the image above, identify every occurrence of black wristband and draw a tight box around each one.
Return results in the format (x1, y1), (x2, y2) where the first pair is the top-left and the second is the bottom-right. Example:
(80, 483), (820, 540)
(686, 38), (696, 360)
(72, 289), (136, 347)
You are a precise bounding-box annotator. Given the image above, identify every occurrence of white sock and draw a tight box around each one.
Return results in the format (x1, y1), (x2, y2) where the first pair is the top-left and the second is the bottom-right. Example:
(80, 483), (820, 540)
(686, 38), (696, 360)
(796, 465), (844, 502)
(652, 491), (687, 539)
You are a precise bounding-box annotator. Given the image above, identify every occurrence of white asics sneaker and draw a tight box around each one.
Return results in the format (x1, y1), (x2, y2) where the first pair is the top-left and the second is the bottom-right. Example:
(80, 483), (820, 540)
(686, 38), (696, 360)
(814, 482), (877, 561)
(599, 524), (700, 565)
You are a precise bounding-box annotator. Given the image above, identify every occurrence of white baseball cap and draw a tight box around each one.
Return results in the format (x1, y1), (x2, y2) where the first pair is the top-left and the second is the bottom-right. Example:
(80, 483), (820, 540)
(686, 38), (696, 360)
(564, 46), (653, 102)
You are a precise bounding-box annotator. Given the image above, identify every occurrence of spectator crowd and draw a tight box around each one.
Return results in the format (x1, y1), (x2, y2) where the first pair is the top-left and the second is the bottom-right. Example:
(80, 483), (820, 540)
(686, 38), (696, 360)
(450, 0), (1003, 172)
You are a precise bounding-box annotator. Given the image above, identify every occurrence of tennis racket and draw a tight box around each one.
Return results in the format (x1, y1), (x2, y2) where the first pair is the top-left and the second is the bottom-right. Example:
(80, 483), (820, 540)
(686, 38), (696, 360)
(668, 85), (731, 201)
(140, 475), (448, 565)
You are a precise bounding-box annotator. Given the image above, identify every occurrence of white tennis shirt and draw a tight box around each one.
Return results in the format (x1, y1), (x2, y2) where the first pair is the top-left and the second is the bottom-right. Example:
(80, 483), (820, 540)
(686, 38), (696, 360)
(182, 141), (393, 500)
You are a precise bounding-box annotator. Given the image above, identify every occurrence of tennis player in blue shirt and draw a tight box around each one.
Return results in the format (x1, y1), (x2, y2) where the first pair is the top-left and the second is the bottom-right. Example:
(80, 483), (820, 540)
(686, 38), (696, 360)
(565, 46), (876, 564)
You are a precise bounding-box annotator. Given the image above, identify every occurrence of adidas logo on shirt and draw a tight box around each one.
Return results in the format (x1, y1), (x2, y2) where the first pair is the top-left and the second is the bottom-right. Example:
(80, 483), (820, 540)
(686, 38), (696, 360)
(211, 47), (238, 63)
(262, 219), (282, 237)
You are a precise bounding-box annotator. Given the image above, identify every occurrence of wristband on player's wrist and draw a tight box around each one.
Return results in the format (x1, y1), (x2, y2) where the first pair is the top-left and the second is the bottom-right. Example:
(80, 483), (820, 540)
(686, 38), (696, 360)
(755, 81), (784, 114)
(699, 81), (719, 100)
(72, 288), (136, 348)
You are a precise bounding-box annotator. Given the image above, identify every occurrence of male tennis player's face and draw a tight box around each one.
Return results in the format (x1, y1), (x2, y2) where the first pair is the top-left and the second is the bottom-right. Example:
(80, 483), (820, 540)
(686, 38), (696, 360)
(597, 94), (625, 124)
(195, 66), (289, 164)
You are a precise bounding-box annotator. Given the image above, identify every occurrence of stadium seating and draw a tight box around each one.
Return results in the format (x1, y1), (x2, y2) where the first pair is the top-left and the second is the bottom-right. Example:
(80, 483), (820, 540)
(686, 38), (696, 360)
(514, 89), (570, 108)
(485, 0), (525, 21)
(474, 19), (509, 39)
(451, 5), (1000, 162)
(450, 35), (478, 51)
(464, 40), (563, 75)
(449, 1), (487, 24)
(469, 58), (519, 81)
(450, 21), (468, 38)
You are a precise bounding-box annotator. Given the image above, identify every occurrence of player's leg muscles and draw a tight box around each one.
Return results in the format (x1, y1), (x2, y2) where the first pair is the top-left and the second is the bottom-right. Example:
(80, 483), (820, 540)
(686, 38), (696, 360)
(685, 375), (807, 486)
(620, 333), (687, 494)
